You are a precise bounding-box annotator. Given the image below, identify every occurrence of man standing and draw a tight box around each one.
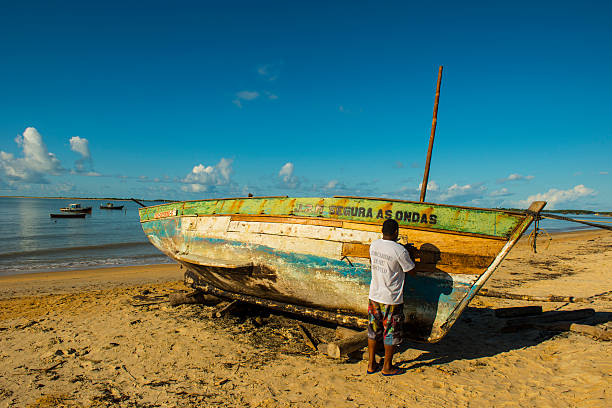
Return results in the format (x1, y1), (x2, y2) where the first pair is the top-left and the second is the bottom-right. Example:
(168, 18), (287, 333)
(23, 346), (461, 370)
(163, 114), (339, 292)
(367, 219), (415, 376)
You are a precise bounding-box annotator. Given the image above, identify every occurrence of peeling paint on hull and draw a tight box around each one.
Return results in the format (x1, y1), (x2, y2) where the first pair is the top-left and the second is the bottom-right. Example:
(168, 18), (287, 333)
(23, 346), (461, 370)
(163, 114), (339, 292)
(139, 197), (545, 342)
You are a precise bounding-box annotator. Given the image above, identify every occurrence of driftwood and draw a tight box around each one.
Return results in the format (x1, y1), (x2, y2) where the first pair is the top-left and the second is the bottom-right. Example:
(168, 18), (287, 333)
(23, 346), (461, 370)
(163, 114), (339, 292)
(539, 322), (611, 341)
(478, 288), (587, 303)
(193, 282), (368, 328)
(168, 291), (220, 307)
(297, 324), (318, 351)
(325, 330), (368, 358)
(212, 300), (240, 318)
(503, 309), (595, 332)
(335, 326), (361, 340)
(495, 306), (543, 318)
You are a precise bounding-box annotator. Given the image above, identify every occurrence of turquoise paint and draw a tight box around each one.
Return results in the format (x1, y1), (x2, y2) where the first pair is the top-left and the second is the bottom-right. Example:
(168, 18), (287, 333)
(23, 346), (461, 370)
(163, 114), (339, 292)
(142, 218), (468, 317)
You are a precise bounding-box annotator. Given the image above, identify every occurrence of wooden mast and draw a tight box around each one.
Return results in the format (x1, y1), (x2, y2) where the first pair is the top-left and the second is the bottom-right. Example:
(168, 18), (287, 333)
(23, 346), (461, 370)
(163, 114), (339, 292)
(420, 65), (443, 202)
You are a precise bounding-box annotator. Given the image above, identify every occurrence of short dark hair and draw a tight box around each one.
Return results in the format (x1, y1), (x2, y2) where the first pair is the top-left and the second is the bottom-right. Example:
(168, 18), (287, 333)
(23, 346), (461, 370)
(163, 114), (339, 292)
(382, 219), (399, 235)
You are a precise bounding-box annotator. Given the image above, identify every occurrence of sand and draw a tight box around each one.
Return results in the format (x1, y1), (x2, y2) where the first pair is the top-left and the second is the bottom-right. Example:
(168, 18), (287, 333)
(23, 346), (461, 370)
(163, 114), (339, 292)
(0, 230), (610, 407)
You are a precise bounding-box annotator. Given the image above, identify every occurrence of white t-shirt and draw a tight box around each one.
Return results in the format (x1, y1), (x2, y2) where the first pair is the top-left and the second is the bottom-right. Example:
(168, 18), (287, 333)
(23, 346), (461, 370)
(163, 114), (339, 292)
(368, 239), (416, 305)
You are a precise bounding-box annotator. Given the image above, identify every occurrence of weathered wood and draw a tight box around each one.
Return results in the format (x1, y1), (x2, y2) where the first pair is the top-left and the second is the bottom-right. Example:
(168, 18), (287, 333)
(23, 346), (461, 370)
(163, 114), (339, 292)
(141, 195), (544, 344)
(541, 322), (611, 341)
(341, 242), (495, 275)
(335, 326), (361, 340)
(231, 214), (343, 228)
(212, 300), (240, 318)
(479, 288), (587, 303)
(297, 324), (318, 351)
(495, 306), (543, 318)
(228, 219), (377, 243)
(168, 292), (221, 307)
(192, 282), (368, 329)
(342, 222), (507, 254)
(342, 220), (509, 241)
(224, 230), (343, 260)
(439, 201), (547, 338)
(420, 65), (443, 202)
(326, 330), (368, 358)
(505, 309), (595, 328)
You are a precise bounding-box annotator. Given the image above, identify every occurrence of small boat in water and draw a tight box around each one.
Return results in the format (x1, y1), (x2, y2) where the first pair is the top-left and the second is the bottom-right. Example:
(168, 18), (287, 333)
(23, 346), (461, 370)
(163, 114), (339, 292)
(50, 212), (86, 218)
(100, 203), (124, 210)
(60, 203), (92, 213)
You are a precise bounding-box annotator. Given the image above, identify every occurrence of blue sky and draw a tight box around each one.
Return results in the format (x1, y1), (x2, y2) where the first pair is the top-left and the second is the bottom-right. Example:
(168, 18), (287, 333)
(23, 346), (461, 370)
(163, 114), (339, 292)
(0, 0), (610, 209)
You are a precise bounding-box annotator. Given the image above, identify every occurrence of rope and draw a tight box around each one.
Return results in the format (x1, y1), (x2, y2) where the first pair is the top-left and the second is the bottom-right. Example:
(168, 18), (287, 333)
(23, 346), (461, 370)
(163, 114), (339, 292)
(540, 213), (612, 231)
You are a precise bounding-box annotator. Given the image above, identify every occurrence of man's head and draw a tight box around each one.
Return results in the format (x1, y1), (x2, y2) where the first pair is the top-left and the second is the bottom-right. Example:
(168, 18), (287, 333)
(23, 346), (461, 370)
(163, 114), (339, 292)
(382, 219), (399, 241)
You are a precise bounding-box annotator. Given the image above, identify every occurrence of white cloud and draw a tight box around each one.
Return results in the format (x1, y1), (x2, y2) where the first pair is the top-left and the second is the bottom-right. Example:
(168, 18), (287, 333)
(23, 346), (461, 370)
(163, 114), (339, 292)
(324, 180), (338, 189)
(232, 90), (260, 108)
(0, 127), (63, 184)
(181, 158), (234, 192)
(498, 173), (535, 183)
(257, 64), (279, 81)
(322, 180), (347, 190)
(518, 185), (596, 209)
(439, 183), (486, 202)
(600, 171), (609, 175)
(69, 136), (94, 173)
(265, 91), (278, 100)
(490, 187), (513, 197)
(418, 180), (439, 192)
(69, 136), (90, 158)
(278, 162), (299, 189)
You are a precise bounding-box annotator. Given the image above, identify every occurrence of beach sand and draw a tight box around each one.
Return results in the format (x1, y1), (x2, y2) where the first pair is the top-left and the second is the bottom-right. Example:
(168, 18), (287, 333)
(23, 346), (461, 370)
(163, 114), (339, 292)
(0, 230), (610, 407)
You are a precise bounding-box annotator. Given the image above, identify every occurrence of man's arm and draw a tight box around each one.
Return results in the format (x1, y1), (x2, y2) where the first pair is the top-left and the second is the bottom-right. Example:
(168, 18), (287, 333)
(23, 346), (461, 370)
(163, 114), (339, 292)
(397, 245), (416, 277)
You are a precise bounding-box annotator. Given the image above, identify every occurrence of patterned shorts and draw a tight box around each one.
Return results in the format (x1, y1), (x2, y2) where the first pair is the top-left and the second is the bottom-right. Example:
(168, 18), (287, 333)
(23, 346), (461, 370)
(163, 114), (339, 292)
(367, 299), (404, 346)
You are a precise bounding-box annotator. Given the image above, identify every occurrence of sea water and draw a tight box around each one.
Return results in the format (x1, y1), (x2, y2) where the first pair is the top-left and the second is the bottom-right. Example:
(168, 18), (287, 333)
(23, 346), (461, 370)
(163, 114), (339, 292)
(0, 197), (173, 276)
(0, 196), (608, 276)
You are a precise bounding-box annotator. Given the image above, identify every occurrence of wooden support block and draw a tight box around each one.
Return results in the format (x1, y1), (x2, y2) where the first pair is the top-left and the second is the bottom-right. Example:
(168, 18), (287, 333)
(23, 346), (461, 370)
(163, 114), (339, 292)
(495, 306), (542, 318)
(168, 292), (221, 307)
(326, 330), (368, 358)
(211, 300), (240, 318)
(192, 281), (368, 328)
(541, 322), (611, 341)
(316, 343), (329, 354)
(478, 288), (587, 303)
(297, 324), (318, 351)
(335, 326), (361, 340)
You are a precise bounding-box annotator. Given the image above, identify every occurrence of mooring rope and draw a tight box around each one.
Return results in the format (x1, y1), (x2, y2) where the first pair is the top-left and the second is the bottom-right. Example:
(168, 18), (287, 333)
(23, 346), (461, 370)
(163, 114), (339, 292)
(540, 213), (612, 231)
(524, 210), (611, 253)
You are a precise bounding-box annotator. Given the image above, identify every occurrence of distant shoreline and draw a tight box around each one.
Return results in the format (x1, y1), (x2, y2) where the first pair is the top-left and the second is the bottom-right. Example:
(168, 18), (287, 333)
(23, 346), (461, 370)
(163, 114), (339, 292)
(0, 196), (169, 202)
(1, 196), (609, 215)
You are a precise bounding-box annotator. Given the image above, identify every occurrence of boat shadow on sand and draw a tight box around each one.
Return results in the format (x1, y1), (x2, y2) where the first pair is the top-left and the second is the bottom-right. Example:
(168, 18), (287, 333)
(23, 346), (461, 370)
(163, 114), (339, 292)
(392, 242), (611, 368)
(395, 308), (612, 369)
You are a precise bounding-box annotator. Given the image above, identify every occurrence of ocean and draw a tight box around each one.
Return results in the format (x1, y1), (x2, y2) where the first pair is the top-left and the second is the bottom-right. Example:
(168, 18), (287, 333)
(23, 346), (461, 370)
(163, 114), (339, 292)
(0, 196), (608, 276)
(0, 197), (173, 276)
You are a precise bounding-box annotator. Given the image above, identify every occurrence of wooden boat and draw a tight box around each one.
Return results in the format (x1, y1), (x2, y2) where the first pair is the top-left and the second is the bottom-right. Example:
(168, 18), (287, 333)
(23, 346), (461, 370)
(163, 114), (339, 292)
(50, 212), (87, 218)
(60, 203), (92, 213)
(100, 203), (124, 210)
(138, 196), (546, 342)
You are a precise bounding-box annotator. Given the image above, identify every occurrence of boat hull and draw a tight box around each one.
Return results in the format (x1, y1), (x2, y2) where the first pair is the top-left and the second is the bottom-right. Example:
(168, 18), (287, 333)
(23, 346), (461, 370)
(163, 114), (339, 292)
(139, 197), (544, 342)
(50, 213), (86, 218)
(60, 207), (92, 213)
(100, 205), (124, 210)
